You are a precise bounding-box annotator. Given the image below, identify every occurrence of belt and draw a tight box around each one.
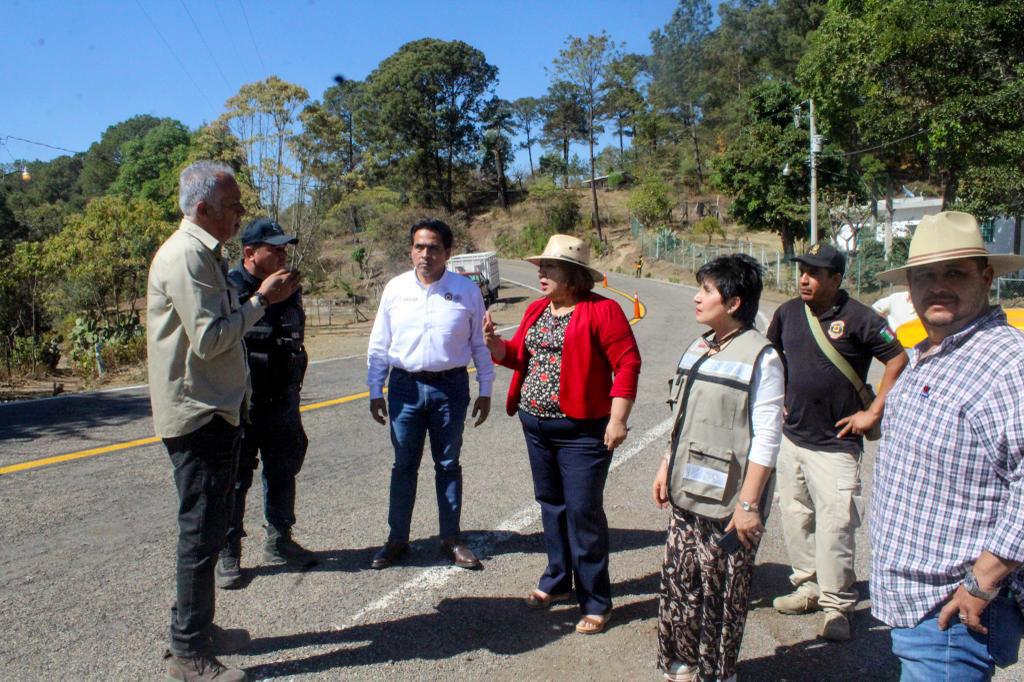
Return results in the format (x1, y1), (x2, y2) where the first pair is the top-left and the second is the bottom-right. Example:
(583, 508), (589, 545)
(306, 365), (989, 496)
(394, 366), (467, 381)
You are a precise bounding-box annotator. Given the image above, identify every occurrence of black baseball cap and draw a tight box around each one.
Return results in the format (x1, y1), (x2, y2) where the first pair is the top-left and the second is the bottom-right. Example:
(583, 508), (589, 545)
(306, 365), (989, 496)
(790, 242), (845, 275)
(241, 217), (298, 246)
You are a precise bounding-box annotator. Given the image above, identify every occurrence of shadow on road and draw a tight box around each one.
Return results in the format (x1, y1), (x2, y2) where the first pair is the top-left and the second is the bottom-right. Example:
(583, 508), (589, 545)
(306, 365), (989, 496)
(744, 562), (898, 680)
(242, 572), (661, 677)
(246, 527), (667, 578)
(0, 390), (151, 445)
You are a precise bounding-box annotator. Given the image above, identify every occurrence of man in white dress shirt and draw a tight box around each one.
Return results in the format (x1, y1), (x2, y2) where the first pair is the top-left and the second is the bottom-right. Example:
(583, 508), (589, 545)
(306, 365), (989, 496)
(367, 219), (495, 570)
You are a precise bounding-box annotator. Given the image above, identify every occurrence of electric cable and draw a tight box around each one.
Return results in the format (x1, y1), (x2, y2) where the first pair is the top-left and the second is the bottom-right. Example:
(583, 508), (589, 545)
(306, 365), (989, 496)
(134, 0), (217, 113)
(237, 0), (269, 77)
(177, 0), (232, 90)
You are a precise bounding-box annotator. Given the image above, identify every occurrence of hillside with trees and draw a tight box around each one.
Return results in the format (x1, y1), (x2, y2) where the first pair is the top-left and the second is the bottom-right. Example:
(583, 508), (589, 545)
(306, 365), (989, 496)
(2, 0), (1021, 388)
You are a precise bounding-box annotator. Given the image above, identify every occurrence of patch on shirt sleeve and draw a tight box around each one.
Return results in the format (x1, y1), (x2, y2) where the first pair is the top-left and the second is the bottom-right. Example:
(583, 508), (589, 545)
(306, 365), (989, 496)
(828, 320), (846, 339)
(880, 326), (896, 344)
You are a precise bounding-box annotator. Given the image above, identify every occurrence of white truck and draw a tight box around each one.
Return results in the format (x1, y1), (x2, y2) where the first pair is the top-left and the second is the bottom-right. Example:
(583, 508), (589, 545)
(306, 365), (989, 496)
(446, 251), (500, 306)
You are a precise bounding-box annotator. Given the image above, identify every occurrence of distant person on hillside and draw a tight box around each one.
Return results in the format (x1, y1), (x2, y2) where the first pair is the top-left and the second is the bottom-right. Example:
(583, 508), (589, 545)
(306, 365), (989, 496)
(634, 255), (644, 278)
(366, 218), (494, 571)
(652, 254), (784, 682)
(483, 234), (641, 636)
(766, 242), (907, 642)
(871, 211), (1024, 680)
(148, 161), (299, 681)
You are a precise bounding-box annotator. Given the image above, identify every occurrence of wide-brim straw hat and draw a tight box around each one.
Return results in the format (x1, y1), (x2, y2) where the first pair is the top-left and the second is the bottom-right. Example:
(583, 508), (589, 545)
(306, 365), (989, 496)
(877, 211), (1024, 283)
(525, 234), (604, 281)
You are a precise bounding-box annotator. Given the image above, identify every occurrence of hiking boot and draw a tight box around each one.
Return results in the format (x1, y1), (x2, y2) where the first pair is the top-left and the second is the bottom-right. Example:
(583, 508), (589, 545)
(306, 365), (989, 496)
(163, 650), (247, 681)
(773, 590), (820, 615)
(263, 525), (318, 567)
(820, 610), (851, 641)
(215, 555), (243, 590)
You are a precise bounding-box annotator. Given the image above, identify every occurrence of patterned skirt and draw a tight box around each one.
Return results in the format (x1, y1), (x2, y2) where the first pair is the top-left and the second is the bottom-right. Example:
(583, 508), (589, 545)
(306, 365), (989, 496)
(657, 506), (760, 680)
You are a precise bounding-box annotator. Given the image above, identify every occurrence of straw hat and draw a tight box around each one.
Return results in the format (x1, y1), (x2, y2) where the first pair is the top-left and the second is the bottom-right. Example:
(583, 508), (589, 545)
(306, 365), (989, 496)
(877, 211), (1024, 283)
(525, 234), (604, 281)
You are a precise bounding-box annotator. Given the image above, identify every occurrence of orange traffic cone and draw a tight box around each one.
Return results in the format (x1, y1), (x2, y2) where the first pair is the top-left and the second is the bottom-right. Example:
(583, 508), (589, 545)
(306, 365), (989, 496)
(602, 273), (608, 288)
(633, 291), (641, 319)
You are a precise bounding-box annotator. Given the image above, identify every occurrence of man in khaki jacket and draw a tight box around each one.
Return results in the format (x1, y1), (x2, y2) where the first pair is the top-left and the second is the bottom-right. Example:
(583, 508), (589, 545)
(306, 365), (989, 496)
(148, 161), (298, 681)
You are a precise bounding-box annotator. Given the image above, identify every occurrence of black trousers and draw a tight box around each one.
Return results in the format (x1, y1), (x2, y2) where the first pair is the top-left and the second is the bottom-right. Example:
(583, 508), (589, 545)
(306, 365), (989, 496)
(226, 389), (308, 545)
(164, 415), (241, 656)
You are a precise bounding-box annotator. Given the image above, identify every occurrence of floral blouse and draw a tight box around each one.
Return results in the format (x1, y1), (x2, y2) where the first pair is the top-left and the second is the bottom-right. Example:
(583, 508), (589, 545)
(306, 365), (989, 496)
(520, 306), (573, 418)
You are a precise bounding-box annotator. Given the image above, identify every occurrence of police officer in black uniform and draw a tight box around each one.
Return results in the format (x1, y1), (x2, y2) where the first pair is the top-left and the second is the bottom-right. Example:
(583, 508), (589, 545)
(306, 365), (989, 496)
(216, 217), (317, 589)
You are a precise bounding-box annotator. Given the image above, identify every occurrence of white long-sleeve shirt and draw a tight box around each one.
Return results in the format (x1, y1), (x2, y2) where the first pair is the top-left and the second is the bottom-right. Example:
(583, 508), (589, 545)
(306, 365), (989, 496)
(747, 347), (785, 467)
(366, 269), (495, 399)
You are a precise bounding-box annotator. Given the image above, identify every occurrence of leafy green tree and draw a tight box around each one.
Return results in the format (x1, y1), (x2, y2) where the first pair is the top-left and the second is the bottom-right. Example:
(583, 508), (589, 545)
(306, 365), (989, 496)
(45, 195), (174, 327)
(358, 39), (498, 212)
(110, 118), (191, 219)
(711, 81), (811, 256)
(541, 81), (587, 188)
(480, 98), (516, 209)
(551, 32), (620, 240)
(186, 122), (260, 216)
(601, 53), (647, 159)
(649, 0), (712, 190)
(511, 97), (544, 177)
(76, 115), (162, 200)
(220, 76), (310, 219)
(628, 175), (674, 230)
(798, 0), (1024, 208)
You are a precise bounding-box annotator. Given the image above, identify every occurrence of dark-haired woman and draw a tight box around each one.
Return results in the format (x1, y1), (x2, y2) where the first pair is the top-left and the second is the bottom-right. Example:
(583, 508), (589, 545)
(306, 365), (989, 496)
(652, 254), (784, 681)
(483, 234), (641, 635)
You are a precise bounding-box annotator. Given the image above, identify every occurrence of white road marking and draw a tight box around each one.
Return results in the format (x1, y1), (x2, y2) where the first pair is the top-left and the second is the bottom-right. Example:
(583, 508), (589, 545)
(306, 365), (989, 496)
(341, 416), (673, 628)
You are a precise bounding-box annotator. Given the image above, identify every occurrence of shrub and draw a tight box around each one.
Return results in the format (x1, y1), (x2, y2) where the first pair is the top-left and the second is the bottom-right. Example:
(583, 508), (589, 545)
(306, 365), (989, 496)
(692, 216), (725, 244)
(628, 176), (673, 230)
(606, 171), (625, 190)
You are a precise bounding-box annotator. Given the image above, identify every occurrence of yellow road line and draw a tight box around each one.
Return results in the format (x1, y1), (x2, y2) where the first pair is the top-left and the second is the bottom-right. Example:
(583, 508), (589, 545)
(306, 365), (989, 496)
(3, 284), (649, 476)
(0, 436), (161, 475)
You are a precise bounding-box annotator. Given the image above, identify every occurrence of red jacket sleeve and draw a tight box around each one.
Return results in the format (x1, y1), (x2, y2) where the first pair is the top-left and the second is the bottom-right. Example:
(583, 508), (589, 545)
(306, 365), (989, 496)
(595, 298), (641, 400)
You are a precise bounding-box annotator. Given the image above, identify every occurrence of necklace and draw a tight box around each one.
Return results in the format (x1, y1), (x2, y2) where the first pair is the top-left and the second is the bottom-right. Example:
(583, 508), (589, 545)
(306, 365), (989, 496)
(705, 326), (746, 353)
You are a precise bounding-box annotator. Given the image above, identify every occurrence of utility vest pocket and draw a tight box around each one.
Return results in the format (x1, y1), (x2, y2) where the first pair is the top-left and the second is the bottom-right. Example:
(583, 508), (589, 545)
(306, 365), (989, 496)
(673, 442), (739, 503)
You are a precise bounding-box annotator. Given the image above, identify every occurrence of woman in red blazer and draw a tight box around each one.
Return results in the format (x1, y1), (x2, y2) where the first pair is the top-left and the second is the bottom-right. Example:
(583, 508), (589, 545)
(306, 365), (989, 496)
(483, 234), (641, 635)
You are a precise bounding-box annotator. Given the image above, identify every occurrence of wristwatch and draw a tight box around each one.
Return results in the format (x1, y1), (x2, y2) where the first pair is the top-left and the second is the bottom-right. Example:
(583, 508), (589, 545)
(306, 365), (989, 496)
(963, 568), (999, 601)
(740, 499), (759, 513)
(252, 292), (269, 309)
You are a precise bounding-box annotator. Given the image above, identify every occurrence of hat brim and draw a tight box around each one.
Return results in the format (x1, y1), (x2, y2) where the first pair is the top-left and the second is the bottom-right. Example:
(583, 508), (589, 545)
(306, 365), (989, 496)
(877, 252), (1024, 283)
(524, 255), (603, 282)
(248, 234), (299, 246)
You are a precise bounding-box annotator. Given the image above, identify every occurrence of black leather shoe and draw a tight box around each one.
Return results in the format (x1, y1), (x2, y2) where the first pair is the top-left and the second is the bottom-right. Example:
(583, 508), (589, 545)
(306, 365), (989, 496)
(441, 538), (482, 570)
(371, 542), (409, 569)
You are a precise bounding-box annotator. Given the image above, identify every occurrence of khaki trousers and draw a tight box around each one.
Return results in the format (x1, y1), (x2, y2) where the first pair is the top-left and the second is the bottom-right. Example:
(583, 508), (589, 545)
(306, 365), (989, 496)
(776, 436), (864, 613)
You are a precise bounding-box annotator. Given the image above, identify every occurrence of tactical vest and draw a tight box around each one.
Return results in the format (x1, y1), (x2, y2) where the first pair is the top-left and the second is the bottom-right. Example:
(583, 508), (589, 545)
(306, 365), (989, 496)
(228, 265), (308, 399)
(666, 328), (773, 521)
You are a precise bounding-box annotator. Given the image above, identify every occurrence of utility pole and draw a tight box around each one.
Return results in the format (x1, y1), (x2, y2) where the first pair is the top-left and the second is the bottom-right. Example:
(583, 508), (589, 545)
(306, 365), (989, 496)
(809, 99), (820, 245)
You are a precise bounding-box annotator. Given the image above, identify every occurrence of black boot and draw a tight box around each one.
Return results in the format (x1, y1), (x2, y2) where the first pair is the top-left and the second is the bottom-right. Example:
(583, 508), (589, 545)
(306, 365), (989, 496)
(215, 541), (243, 590)
(263, 525), (318, 567)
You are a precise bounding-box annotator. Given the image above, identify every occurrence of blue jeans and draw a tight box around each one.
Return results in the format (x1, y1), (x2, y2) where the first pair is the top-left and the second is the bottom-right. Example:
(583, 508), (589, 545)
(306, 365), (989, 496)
(386, 368), (470, 543)
(519, 409), (613, 615)
(891, 591), (1024, 681)
(164, 415), (241, 656)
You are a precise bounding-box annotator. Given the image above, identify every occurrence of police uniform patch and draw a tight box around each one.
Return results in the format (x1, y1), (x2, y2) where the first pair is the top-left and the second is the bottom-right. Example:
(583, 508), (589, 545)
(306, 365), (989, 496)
(828, 320), (845, 339)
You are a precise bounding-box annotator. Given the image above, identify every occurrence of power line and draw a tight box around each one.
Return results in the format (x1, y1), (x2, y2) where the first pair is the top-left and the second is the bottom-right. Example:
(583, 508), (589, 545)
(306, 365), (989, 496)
(1, 135), (83, 156)
(177, 0), (232, 90)
(134, 0), (217, 113)
(820, 128), (930, 160)
(237, 0), (269, 77)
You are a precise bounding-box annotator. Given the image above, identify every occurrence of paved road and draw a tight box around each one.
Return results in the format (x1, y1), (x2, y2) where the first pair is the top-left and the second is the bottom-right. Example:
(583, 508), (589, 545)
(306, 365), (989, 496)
(0, 261), (1019, 680)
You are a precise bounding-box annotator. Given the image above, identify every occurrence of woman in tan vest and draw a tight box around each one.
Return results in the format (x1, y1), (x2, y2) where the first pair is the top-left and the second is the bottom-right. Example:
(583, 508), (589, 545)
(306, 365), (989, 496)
(652, 254), (785, 681)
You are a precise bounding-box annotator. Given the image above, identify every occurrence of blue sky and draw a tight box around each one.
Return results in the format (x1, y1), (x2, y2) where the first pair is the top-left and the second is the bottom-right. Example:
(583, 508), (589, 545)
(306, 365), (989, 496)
(3, 0), (682, 170)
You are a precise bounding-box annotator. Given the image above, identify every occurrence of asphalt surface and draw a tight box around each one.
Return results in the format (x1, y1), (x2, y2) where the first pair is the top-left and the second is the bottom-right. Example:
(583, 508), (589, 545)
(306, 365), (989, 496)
(1, 261), (1021, 680)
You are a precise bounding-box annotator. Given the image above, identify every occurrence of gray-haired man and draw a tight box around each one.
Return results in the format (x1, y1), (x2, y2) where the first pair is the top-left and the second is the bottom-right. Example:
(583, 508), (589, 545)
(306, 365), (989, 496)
(148, 161), (299, 681)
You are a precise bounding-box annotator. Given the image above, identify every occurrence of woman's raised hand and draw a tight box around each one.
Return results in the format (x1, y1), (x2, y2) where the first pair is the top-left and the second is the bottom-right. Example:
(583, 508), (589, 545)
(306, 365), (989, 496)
(482, 310), (505, 360)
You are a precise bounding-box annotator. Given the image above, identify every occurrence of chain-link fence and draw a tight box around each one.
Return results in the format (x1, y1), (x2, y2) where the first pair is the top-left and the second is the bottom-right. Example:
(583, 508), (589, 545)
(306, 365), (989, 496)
(996, 278), (1024, 307)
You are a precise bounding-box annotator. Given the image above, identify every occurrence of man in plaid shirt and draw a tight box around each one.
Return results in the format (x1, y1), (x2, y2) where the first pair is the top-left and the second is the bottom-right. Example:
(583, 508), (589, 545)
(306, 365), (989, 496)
(871, 211), (1024, 680)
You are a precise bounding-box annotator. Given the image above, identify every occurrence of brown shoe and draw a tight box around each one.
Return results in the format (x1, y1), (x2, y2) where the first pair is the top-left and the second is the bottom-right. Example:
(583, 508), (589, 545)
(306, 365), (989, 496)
(440, 538), (482, 570)
(163, 650), (247, 681)
(371, 541), (409, 569)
